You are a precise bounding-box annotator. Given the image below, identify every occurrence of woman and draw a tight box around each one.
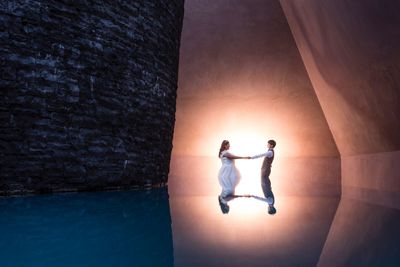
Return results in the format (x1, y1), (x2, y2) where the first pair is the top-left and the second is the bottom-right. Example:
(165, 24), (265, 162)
(218, 140), (250, 213)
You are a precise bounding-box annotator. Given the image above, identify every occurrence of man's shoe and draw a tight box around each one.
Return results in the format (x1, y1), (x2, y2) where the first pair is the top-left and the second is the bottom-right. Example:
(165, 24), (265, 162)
(268, 205), (276, 215)
(218, 196), (230, 214)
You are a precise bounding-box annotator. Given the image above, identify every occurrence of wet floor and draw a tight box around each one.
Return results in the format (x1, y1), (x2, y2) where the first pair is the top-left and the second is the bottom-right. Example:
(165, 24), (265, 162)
(0, 188), (344, 267)
(170, 195), (339, 267)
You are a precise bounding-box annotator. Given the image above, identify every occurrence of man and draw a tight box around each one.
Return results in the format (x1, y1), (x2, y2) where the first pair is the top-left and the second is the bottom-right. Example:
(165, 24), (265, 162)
(252, 139), (277, 214)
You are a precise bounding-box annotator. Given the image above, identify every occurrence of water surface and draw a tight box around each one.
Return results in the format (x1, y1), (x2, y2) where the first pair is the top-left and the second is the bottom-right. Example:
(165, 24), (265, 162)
(0, 189), (173, 267)
(0, 189), (343, 267)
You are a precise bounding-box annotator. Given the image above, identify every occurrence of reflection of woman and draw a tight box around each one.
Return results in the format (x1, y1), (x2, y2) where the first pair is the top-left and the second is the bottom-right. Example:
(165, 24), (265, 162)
(218, 140), (250, 212)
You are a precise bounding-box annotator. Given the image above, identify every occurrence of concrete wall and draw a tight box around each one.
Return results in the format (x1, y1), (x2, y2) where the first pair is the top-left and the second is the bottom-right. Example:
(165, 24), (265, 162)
(0, 1), (184, 194)
(280, 0), (400, 207)
(280, 0), (400, 265)
(170, 0), (340, 197)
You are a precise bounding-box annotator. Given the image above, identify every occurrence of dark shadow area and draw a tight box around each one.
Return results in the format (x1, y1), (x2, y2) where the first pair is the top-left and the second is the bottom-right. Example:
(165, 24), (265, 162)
(318, 198), (400, 267)
(0, 188), (173, 267)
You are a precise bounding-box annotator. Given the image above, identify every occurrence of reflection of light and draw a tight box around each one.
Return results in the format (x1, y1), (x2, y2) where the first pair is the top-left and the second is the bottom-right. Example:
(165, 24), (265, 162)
(224, 133), (268, 203)
(169, 132), (282, 202)
(170, 196), (340, 267)
(170, 196), (315, 250)
(235, 159), (262, 196)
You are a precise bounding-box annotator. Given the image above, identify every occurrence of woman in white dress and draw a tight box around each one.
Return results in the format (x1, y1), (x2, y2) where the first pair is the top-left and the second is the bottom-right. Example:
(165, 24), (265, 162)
(218, 140), (250, 213)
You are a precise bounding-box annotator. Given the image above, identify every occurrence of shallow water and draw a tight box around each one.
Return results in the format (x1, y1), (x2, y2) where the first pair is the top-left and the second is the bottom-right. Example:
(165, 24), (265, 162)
(0, 188), (341, 267)
(0, 189), (173, 267)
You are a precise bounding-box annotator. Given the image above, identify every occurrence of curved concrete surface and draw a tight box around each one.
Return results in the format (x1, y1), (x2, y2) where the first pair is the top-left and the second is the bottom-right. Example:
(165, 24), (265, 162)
(280, 0), (400, 156)
(279, 1), (400, 265)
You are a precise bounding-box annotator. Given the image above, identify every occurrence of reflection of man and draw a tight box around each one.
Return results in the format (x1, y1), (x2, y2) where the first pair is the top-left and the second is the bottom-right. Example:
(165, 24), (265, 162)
(251, 139), (277, 215)
(218, 195), (232, 214)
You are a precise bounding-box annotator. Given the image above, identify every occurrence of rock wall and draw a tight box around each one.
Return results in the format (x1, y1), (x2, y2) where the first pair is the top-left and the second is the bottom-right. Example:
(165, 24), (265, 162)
(0, 1), (184, 195)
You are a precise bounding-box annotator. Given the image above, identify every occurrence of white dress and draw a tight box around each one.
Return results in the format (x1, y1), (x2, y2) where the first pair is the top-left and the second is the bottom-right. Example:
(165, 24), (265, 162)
(218, 150), (241, 198)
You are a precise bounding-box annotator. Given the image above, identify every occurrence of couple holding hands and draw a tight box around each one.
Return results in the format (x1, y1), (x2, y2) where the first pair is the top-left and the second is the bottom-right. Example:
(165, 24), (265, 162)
(218, 139), (277, 215)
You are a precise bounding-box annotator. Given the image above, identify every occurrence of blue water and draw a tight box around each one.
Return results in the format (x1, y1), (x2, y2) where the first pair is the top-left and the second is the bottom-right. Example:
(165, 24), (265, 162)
(0, 189), (341, 267)
(0, 188), (173, 267)
(2, 189), (399, 267)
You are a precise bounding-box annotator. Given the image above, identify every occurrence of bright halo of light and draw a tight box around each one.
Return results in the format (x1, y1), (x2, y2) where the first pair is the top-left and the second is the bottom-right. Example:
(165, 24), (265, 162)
(223, 132), (266, 196)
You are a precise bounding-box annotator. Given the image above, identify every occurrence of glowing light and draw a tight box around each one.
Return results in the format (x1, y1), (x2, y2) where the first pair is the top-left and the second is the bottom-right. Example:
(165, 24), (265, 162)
(170, 196), (340, 267)
(170, 196), (306, 250)
(217, 132), (268, 198)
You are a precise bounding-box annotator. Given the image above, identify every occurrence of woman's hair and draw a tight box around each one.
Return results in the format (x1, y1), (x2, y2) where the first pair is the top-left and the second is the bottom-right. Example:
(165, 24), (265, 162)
(219, 140), (229, 157)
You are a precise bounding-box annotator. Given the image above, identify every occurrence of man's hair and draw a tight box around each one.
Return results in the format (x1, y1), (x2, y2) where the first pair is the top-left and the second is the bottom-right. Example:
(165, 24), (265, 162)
(268, 139), (276, 148)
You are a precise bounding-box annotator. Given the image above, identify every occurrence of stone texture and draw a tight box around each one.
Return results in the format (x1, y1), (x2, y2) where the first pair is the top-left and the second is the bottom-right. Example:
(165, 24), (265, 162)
(0, 0), (184, 195)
